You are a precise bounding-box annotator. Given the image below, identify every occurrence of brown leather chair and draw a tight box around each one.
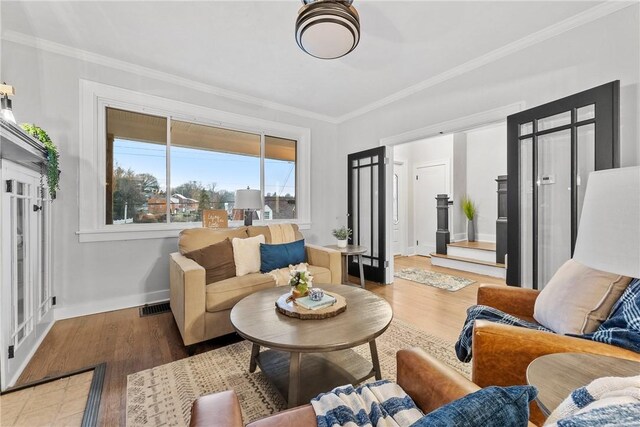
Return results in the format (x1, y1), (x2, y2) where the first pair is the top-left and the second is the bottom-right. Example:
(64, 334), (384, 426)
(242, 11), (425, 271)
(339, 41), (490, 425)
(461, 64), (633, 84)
(190, 347), (530, 427)
(471, 284), (640, 426)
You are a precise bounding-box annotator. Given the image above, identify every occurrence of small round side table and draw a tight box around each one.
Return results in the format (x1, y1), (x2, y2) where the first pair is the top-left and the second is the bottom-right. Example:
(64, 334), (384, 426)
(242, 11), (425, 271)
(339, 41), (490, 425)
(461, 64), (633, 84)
(325, 244), (368, 288)
(526, 352), (640, 416)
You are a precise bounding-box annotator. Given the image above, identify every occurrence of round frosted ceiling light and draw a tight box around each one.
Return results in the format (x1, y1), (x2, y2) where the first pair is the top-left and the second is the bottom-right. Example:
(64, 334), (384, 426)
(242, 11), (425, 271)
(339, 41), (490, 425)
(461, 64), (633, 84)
(296, 0), (360, 60)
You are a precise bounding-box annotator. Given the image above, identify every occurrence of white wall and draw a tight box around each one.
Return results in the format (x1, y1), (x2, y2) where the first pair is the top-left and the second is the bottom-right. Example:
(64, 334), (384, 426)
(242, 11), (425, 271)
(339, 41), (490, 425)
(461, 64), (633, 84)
(1, 41), (341, 317)
(393, 134), (455, 253)
(465, 123), (507, 242)
(338, 5), (640, 264)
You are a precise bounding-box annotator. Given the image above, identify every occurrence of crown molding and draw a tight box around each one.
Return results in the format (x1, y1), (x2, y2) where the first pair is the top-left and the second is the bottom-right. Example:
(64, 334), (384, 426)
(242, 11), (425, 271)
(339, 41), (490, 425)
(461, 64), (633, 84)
(2, 1), (634, 125)
(1, 29), (341, 124)
(335, 0), (636, 123)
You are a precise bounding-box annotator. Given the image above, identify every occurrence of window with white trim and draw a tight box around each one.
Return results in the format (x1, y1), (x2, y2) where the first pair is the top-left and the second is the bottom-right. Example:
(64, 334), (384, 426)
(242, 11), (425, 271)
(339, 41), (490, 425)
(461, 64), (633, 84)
(78, 81), (310, 242)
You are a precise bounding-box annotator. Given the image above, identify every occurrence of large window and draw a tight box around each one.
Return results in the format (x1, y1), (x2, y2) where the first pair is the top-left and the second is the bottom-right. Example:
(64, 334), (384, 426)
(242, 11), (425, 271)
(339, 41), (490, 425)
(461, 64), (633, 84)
(105, 107), (297, 225)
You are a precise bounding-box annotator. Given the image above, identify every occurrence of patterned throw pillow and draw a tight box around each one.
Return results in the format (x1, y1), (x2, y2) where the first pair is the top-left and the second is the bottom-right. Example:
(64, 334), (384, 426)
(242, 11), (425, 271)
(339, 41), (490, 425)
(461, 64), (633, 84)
(411, 385), (537, 427)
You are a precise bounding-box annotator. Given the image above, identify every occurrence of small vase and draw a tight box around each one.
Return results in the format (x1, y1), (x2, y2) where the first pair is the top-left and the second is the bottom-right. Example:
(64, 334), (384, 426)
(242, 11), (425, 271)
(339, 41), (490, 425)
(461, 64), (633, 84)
(337, 239), (347, 248)
(467, 219), (476, 242)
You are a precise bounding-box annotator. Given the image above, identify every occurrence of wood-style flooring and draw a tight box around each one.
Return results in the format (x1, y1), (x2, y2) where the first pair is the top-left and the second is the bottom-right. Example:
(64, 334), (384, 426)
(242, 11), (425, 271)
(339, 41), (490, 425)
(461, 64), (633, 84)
(16, 255), (505, 425)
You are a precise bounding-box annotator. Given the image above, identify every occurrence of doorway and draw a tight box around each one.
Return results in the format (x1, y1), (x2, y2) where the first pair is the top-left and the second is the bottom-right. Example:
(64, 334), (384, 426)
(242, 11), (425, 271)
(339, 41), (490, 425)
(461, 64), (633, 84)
(392, 161), (407, 255)
(414, 160), (450, 256)
(507, 81), (620, 289)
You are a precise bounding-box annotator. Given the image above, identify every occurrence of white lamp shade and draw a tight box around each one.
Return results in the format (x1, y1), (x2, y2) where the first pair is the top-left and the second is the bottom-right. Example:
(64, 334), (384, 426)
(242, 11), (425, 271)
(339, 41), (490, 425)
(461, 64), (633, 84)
(234, 189), (262, 210)
(573, 166), (640, 278)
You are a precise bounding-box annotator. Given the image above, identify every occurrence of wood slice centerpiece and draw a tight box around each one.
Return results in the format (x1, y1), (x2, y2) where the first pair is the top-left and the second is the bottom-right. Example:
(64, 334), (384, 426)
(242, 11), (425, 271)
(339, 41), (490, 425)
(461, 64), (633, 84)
(275, 291), (347, 320)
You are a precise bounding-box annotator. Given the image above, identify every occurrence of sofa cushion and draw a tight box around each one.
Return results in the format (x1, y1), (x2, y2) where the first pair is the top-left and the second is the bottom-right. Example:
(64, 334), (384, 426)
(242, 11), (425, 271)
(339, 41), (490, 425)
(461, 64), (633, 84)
(232, 235), (265, 277)
(184, 238), (236, 285)
(273, 264), (332, 285)
(247, 224), (303, 243)
(260, 240), (306, 273)
(534, 259), (631, 335)
(179, 227), (248, 254)
(205, 273), (275, 313)
(412, 385), (537, 427)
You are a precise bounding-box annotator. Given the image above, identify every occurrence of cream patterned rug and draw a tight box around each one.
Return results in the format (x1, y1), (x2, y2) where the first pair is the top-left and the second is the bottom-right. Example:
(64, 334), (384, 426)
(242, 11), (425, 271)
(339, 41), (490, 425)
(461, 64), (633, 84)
(126, 319), (469, 426)
(394, 268), (475, 291)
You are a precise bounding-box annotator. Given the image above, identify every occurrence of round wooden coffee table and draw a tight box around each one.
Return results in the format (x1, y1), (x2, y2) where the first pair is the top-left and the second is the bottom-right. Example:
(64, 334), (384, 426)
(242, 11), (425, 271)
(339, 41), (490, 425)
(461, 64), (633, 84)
(230, 284), (393, 408)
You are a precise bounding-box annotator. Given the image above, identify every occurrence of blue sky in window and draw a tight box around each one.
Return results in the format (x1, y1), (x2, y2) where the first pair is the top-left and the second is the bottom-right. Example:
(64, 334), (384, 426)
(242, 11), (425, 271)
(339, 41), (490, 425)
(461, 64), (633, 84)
(113, 139), (296, 196)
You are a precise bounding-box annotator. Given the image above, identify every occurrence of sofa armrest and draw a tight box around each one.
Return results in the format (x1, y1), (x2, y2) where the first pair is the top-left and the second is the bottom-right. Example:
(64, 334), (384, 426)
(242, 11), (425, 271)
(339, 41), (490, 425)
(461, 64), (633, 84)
(471, 320), (640, 389)
(397, 348), (480, 414)
(477, 284), (540, 321)
(189, 390), (243, 427)
(170, 252), (206, 346)
(305, 244), (342, 284)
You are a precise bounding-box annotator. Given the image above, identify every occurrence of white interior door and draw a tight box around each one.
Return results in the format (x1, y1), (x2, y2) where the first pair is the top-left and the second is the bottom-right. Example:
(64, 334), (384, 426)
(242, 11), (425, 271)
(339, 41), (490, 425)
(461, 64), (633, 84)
(414, 161), (450, 256)
(392, 162), (407, 255)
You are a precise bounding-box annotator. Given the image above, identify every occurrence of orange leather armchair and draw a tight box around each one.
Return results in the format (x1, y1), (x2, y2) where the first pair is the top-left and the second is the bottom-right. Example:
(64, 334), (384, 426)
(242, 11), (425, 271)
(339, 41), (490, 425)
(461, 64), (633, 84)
(471, 284), (640, 425)
(190, 348), (536, 427)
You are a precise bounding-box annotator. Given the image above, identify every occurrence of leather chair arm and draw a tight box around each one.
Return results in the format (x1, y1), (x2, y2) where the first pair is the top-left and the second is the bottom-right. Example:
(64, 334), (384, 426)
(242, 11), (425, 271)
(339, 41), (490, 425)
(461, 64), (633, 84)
(397, 348), (480, 414)
(476, 284), (540, 321)
(189, 390), (243, 427)
(471, 320), (640, 389)
(246, 405), (317, 427)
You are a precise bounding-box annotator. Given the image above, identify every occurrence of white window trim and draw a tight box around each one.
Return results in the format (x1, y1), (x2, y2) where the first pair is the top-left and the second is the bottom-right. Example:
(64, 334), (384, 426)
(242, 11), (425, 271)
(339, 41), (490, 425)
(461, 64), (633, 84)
(78, 80), (311, 242)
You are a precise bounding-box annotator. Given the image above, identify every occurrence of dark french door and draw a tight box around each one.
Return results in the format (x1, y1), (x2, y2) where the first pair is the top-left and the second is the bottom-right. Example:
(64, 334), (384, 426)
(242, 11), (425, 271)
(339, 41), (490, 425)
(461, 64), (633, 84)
(507, 81), (619, 289)
(347, 147), (386, 283)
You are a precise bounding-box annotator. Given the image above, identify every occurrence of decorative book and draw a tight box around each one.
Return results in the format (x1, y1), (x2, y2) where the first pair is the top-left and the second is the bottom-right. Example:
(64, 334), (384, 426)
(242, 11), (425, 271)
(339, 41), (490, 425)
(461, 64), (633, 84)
(294, 294), (337, 311)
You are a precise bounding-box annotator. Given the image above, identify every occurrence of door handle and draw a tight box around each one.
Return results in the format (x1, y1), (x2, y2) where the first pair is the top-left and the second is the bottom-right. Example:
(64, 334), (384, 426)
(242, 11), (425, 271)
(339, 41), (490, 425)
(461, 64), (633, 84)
(33, 204), (42, 212)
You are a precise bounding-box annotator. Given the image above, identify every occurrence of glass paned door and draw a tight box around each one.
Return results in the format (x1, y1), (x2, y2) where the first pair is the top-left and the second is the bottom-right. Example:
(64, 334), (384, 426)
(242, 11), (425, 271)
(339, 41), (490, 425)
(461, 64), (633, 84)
(347, 147), (386, 283)
(1, 161), (53, 390)
(507, 81), (619, 289)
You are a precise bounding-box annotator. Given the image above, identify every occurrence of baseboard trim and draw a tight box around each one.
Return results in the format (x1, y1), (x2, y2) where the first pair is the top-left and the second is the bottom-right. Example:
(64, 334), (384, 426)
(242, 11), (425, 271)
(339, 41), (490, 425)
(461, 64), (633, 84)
(55, 289), (170, 320)
(5, 320), (55, 389)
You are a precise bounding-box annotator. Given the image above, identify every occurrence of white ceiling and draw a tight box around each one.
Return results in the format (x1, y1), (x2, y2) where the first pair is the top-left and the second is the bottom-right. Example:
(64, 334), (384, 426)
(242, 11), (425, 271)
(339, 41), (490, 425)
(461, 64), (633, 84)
(1, 1), (607, 120)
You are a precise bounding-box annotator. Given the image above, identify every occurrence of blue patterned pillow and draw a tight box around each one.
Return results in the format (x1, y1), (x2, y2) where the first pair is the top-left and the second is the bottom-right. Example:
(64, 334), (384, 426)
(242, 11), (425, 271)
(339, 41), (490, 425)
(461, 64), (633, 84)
(411, 385), (537, 427)
(259, 239), (306, 273)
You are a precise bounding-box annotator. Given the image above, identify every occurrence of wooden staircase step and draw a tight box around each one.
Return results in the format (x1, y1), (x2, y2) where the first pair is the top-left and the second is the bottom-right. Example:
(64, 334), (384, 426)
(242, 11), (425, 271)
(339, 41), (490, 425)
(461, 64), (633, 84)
(447, 240), (496, 252)
(430, 252), (505, 268)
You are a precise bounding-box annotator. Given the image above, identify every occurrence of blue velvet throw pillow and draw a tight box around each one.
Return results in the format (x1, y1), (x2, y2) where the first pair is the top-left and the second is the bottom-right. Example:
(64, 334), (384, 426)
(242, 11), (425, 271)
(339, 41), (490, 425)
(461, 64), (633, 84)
(260, 239), (306, 273)
(411, 385), (538, 427)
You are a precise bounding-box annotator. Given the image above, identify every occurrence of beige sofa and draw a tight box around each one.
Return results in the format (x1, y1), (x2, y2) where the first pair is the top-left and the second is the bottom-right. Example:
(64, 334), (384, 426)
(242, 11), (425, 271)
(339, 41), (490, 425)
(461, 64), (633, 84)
(170, 225), (342, 346)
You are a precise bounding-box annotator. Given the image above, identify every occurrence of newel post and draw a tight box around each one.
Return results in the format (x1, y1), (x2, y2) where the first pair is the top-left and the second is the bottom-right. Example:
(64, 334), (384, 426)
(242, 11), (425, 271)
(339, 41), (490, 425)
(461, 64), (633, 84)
(436, 194), (451, 255)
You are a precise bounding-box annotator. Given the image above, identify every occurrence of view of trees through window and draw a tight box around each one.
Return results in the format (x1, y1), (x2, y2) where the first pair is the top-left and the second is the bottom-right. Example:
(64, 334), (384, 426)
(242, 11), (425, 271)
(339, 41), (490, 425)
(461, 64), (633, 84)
(105, 108), (297, 225)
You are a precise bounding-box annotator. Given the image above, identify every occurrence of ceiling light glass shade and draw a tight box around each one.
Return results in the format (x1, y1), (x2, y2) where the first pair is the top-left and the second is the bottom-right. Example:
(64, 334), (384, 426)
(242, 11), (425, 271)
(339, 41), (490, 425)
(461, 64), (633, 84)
(296, 0), (360, 60)
(1, 95), (15, 124)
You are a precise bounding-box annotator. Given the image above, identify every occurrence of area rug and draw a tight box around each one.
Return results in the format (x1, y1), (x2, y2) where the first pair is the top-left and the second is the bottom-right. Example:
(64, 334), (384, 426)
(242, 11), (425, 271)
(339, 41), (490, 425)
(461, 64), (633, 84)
(126, 319), (469, 426)
(0, 364), (104, 427)
(394, 268), (475, 291)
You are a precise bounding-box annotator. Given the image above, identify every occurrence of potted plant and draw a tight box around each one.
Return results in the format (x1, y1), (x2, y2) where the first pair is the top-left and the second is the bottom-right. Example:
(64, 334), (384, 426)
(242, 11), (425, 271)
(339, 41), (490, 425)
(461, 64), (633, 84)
(289, 269), (313, 299)
(461, 196), (477, 242)
(20, 124), (60, 199)
(332, 226), (352, 248)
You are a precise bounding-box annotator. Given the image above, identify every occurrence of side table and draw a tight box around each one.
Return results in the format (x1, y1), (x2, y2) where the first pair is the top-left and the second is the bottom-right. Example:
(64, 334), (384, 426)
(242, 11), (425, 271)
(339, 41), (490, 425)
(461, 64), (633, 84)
(325, 244), (368, 288)
(526, 352), (640, 417)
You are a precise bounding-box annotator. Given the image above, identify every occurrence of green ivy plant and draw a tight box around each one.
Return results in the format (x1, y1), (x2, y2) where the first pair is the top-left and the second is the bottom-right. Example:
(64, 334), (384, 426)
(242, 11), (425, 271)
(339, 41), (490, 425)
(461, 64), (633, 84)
(20, 123), (59, 199)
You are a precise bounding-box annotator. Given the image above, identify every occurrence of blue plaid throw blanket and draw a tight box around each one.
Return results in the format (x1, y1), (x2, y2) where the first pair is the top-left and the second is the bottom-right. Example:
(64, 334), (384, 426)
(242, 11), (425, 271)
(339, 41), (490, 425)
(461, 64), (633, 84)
(311, 380), (423, 427)
(455, 278), (640, 363)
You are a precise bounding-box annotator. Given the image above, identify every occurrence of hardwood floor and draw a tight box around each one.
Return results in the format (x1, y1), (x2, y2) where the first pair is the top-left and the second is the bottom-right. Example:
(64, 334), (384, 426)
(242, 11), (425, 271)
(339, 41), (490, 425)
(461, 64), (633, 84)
(16, 255), (504, 425)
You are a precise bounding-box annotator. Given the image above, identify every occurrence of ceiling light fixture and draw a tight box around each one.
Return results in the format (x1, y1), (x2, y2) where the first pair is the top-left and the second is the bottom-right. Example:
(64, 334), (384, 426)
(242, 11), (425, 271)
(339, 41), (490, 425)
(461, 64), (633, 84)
(295, 0), (360, 60)
(0, 83), (16, 124)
